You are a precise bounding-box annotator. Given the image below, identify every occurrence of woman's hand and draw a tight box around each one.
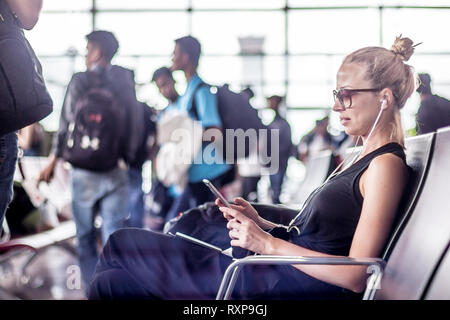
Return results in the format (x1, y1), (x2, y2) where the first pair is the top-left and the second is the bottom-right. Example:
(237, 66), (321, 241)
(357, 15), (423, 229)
(215, 197), (261, 224)
(219, 206), (274, 254)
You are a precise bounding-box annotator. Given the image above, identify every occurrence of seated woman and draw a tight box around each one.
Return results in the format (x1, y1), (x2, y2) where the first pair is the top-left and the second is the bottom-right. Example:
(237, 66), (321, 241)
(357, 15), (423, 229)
(88, 36), (417, 300)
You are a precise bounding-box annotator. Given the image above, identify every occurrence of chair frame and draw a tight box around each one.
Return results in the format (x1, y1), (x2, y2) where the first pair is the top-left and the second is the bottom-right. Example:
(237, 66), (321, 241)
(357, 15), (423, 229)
(216, 255), (385, 300)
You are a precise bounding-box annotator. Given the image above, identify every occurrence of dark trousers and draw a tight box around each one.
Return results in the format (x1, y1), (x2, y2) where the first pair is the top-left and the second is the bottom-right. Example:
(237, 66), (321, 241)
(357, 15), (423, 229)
(88, 229), (229, 300)
(88, 228), (357, 300)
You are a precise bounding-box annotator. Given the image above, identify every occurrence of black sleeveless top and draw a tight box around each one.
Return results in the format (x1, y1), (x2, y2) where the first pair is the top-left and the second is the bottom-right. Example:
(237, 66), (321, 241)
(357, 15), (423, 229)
(289, 142), (406, 256)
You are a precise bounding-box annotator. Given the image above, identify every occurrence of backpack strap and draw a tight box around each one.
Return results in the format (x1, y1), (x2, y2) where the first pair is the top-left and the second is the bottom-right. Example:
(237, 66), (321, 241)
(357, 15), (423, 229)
(190, 81), (209, 121)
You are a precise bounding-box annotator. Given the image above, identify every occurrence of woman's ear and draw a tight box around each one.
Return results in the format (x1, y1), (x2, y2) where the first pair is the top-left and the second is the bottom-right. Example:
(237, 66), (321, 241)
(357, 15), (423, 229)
(379, 88), (395, 110)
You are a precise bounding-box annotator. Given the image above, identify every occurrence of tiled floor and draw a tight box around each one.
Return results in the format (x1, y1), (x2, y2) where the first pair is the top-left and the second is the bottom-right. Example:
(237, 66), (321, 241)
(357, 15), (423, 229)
(0, 215), (165, 300)
(0, 169), (304, 301)
(0, 240), (86, 300)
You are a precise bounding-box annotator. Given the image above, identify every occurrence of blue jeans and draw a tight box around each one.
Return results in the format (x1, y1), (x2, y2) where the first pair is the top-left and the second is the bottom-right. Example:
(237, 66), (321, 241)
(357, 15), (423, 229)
(0, 132), (18, 227)
(70, 166), (128, 288)
(127, 167), (144, 228)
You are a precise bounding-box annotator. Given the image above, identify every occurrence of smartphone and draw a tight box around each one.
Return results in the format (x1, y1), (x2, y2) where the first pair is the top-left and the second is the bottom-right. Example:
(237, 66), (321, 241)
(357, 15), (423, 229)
(202, 179), (231, 208)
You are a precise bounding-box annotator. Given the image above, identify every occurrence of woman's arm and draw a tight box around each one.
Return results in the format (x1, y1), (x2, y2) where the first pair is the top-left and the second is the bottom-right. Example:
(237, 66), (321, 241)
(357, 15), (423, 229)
(221, 153), (408, 293)
(5, 0), (43, 30)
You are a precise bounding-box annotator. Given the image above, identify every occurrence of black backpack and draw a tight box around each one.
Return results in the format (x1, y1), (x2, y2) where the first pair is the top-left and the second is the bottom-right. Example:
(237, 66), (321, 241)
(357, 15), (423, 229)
(105, 66), (145, 167)
(127, 101), (157, 169)
(62, 77), (125, 172)
(0, 1), (53, 136)
(192, 83), (266, 161)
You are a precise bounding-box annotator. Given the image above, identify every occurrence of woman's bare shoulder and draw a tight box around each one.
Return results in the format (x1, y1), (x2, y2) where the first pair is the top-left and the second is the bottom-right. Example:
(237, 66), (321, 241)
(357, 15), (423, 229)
(365, 152), (408, 188)
(369, 152), (407, 173)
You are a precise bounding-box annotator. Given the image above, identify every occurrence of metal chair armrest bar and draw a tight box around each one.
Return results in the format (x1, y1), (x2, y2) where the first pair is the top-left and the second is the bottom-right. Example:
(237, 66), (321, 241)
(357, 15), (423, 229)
(216, 255), (385, 300)
(0, 219), (11, 243)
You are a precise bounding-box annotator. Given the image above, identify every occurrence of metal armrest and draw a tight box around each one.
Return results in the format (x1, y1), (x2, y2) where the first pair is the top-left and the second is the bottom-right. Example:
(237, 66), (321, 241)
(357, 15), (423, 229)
(0, 219), (11, 243)
(216, 255), (385, 300)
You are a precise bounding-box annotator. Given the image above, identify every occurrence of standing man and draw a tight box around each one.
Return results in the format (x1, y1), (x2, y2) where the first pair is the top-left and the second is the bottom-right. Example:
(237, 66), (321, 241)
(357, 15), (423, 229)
(169, 35), (234, 213)
(0, 0), (43, 227)
(266, 95), (292, 204)
(415, 73), (450, 134)
(38, 30), (134, 290)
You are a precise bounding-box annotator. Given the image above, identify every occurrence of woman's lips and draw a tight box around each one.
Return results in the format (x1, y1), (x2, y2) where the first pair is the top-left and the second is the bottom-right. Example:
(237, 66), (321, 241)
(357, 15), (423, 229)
(340, 117), (350, 126)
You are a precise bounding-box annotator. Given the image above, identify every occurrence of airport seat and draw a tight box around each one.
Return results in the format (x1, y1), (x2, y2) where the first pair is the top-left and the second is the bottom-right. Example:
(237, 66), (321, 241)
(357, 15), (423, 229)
(424, 244), (450, 299)
(287, 150), (337, 207)
(381, 132), (435, 260)
(217, 128), (447, 300)
(375, 127), (450, 299)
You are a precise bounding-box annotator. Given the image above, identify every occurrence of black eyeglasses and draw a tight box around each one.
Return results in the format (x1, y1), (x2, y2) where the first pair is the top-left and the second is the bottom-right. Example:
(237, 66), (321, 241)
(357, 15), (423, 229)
(333, 88), (381, 109)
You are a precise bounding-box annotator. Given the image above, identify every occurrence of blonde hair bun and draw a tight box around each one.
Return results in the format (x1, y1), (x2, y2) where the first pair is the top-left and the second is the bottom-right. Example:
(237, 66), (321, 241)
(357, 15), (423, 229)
(391, 35), (416, 61)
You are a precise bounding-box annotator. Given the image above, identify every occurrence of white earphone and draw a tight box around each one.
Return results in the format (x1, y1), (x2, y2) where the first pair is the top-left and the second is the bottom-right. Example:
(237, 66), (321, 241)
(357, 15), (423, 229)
(380, 99), (388, 110)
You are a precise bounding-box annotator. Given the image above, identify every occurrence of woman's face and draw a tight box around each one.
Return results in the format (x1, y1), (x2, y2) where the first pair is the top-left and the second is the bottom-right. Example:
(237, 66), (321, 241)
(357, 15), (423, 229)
(333, 63), (382, 137)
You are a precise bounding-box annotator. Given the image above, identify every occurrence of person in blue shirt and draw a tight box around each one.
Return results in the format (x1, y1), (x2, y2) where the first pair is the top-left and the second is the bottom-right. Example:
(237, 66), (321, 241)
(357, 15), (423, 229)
(167, 35), (234, 215)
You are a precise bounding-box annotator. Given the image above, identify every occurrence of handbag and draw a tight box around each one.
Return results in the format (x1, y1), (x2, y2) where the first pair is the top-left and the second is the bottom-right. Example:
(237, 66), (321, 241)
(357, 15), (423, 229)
(164, 202), (230, 249)
(155, 109), (203, 189)
(0, 0), (53, 136)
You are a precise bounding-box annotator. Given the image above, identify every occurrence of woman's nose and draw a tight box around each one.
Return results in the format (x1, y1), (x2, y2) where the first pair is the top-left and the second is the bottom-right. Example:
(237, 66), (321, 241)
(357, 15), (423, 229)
(332, 100), (344, 112)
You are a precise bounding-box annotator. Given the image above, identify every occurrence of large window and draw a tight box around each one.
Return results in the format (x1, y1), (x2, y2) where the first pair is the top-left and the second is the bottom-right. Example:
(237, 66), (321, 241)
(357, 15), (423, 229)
(24, 1), (450, 142)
